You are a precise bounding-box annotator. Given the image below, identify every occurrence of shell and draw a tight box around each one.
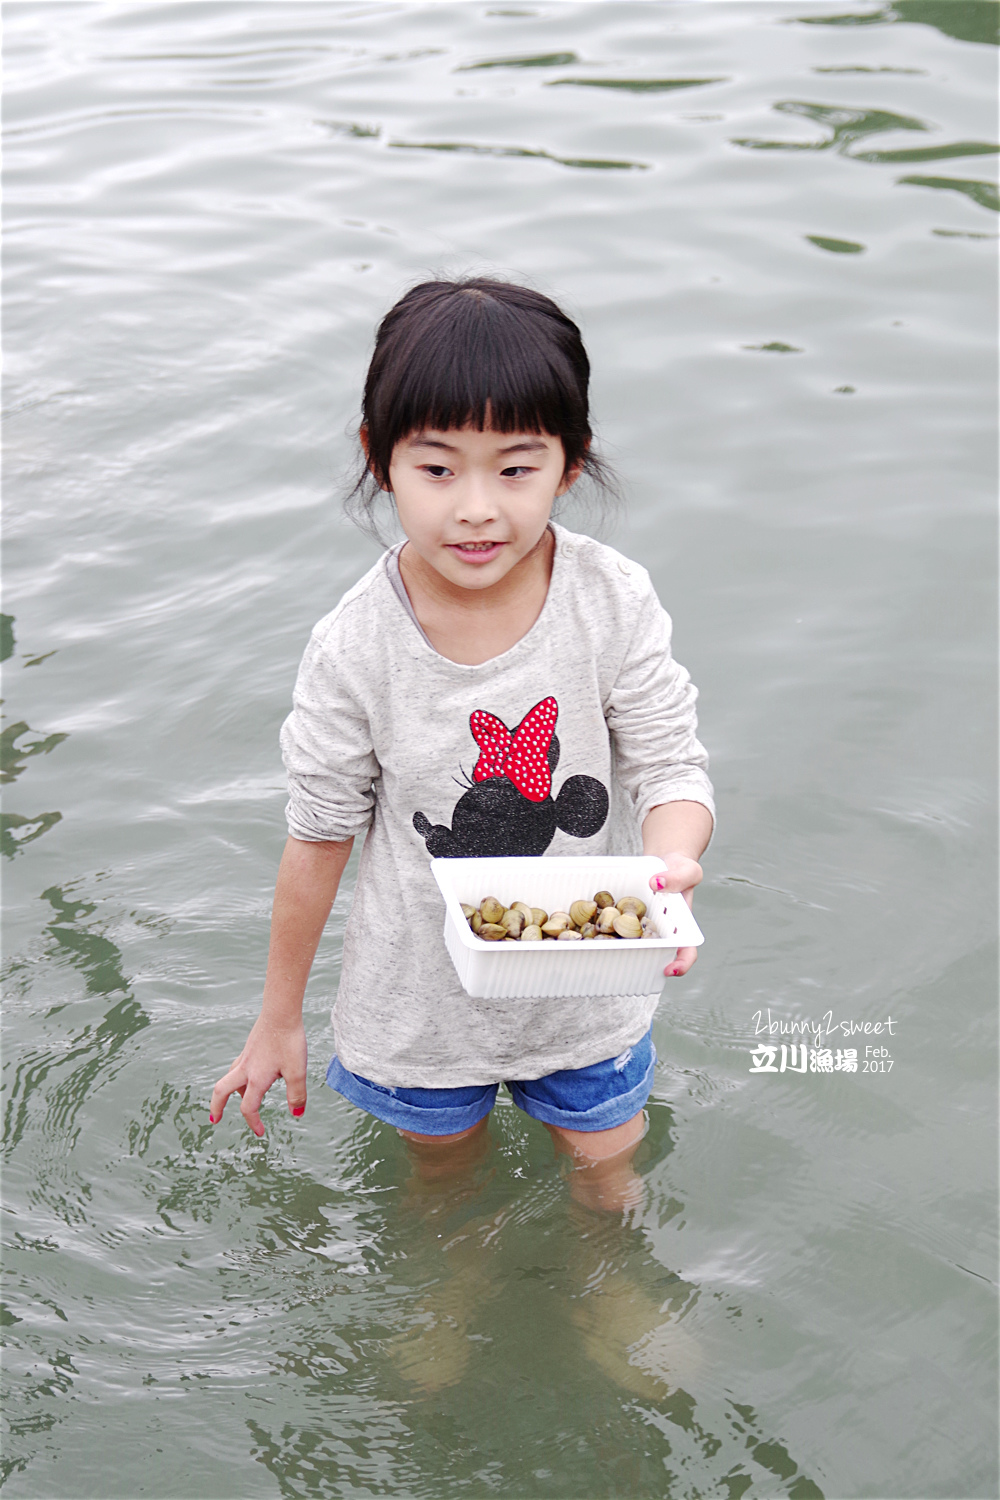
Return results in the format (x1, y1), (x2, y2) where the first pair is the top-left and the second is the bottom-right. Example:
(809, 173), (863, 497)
(569, 900), (598, 928)
(595, 906), (618, 934)
(616, 896), (647, 920)
(470, 911), (483, 933)
(612, 910), (643, 940)
(593, 890), (615, 909)
(501, 909), (524, 937)
(511, 901), (534, 924)
(579, 922), (597, 939)
(480, 896), (505, 925)
(557, 929), (583, 941)
(531, 908), (548, 928)
(479, 923), (508, 941)
(541, 912), (572, 937)
(521, 924), (543, 942)
(461, 904), (477, 921)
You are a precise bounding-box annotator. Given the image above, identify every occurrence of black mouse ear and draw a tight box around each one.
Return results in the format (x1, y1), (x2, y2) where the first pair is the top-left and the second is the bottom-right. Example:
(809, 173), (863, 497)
(413, 810), (458, 857)
(547, 733), (560, 773)
(554, 775), (609, 839)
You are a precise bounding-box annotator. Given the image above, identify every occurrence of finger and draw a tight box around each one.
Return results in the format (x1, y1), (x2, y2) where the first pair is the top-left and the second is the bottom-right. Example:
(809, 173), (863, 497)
(285, 1069), (308, 1119)
(209, 1065), (247, 1125)
(665, 946), (698, 978)
(239, 1078), (270, 1139)
(650, 860), (702, 895)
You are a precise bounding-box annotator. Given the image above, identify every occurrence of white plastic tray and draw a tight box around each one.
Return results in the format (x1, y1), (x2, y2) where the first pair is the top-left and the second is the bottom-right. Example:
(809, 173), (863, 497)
(431, 855), (704, 999)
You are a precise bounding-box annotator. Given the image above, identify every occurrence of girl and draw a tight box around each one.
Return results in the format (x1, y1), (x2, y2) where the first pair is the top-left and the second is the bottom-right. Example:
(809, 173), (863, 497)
(210, 278), (714, 1188)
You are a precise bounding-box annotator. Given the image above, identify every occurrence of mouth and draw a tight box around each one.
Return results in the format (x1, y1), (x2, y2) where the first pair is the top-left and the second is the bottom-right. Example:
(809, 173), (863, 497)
(447, 540), (506, 563)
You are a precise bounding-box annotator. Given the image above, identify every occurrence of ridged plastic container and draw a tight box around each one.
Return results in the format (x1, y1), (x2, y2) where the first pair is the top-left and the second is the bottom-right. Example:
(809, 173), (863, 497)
(431, 855), (704, 1000)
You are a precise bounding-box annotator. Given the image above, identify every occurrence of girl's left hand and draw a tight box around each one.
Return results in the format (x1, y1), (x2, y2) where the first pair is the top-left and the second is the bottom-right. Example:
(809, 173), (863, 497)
(649, 855), (703, 978)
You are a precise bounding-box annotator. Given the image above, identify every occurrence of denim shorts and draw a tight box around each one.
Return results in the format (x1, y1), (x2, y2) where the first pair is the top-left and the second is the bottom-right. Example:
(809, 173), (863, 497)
(325, 1029), (655, 1137)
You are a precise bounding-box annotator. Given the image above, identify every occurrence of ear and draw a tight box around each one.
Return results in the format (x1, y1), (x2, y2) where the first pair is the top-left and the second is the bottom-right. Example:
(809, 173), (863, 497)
(360, 427), (391, 493)
(555, 438), (590, 497)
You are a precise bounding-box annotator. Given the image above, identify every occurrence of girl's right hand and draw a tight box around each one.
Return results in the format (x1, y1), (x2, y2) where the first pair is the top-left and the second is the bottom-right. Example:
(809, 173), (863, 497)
(209, 1015), (308, 1138)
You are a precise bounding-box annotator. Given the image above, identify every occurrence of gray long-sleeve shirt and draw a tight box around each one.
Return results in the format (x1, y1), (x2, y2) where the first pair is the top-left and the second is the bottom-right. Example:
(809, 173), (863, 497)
(281, 524), (714, 1088)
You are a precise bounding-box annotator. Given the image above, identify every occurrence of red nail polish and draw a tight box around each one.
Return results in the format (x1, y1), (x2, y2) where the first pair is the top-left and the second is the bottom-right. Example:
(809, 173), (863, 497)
(292, 1107), (305, 1117)
(208, 1114), (216, 1124)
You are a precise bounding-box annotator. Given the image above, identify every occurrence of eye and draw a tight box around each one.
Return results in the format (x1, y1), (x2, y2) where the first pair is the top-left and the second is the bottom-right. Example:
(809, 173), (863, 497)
(422, 464), (451, 478)
(500, 465), (532, 478)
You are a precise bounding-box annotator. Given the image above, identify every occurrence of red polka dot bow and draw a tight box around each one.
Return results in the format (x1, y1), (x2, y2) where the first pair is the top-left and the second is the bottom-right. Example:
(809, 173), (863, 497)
(469, 697), (558, 803)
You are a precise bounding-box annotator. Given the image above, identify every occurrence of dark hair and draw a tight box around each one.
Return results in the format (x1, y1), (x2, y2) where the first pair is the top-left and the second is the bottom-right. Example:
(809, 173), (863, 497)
(346, 277), (620, 538)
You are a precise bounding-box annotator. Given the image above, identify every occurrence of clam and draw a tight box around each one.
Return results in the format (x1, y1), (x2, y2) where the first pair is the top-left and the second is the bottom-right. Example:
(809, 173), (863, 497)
(612, 910), (642, 940)
(616, 896), (647, 920)
(569, 900), (597, 928)
(471, 888), (658, 946)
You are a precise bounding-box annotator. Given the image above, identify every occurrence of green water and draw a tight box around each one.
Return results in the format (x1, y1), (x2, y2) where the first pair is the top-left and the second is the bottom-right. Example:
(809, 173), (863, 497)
(2, 3), (997, 1496)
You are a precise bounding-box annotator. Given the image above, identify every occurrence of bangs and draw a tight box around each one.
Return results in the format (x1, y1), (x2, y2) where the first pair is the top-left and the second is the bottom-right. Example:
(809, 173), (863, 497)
(362, 283), (591, 487)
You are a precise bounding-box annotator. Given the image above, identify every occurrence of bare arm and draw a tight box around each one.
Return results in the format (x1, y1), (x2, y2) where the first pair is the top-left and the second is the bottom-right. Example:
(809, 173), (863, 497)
(642, 800), (713, 979)
(210, 834), (354, 1136)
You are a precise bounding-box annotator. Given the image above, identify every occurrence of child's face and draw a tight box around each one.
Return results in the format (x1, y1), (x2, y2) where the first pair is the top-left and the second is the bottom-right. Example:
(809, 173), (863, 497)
(387, 425), (579, 592)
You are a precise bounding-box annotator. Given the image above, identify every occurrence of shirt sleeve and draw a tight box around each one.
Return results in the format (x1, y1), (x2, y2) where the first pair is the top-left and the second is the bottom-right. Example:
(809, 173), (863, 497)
(280, 627), (379, 843)
(604, 582), (715, 836)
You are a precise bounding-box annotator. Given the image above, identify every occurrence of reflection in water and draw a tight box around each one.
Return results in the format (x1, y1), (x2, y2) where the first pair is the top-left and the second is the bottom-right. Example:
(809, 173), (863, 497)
(0, 616), (67, 857)
(548, 77), (729, 93)
(389, 139), (648, 171)
(0, 810), (62, 859)
(850, 140), (998, 163)
(897, 173), (1000, 210)
(0, 722), (68, 785)
(2, 886), (147, 1156)
(806, 234), (867, 253)
(41, 886), (132, 996)
(794, 2), (999, 48)
(813, 64), (927, 73)
(732, 100), (928, 154)
(218, 1105), (825, 1497)
(458, 50), (578, 70)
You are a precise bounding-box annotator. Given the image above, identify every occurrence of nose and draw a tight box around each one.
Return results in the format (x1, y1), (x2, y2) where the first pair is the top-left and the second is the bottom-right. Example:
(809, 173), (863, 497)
(453, 472), (498, 526)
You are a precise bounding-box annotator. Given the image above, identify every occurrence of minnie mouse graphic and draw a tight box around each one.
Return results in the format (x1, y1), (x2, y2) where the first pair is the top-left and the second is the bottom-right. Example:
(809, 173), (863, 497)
(412, 696), (609, 858)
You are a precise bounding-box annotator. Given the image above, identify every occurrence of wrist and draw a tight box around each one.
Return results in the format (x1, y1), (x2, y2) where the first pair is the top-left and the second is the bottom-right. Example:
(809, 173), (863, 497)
(641, 801), (713, 864)
(257, 991), (306, 1031)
